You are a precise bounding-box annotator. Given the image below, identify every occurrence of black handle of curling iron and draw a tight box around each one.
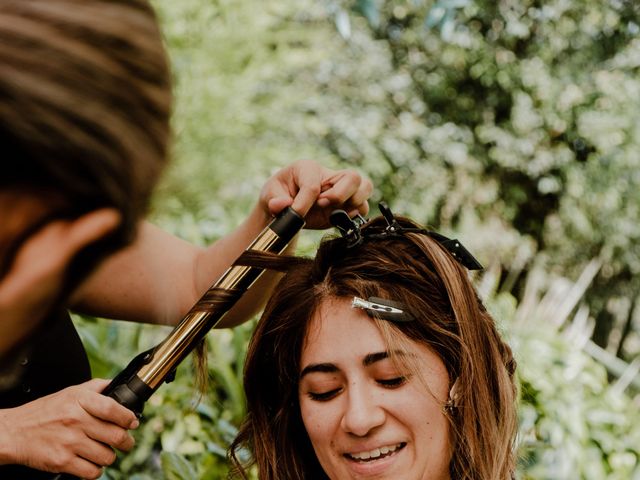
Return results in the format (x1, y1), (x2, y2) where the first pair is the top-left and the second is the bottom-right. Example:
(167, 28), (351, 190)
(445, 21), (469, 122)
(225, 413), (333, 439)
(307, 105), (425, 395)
(51, 207), (305, 480)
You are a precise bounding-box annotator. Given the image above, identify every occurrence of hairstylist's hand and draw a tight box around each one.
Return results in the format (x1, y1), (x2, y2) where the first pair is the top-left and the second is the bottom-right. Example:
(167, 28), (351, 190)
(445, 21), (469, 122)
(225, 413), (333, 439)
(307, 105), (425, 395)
(0, 378), (138, 479)
(260, 160), (373, 229)
(0, 209), (121, 357)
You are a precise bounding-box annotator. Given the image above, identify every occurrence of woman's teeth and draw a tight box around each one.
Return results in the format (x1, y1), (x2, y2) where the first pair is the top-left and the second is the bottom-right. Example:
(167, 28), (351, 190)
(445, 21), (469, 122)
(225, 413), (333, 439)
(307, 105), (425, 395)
(347, 443), (404, 461)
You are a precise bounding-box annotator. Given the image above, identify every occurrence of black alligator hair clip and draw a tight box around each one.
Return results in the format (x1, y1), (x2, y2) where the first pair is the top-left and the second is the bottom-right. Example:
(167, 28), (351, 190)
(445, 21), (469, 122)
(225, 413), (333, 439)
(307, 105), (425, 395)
(329, 202), (483, 271)
(329, 209), (367, 248)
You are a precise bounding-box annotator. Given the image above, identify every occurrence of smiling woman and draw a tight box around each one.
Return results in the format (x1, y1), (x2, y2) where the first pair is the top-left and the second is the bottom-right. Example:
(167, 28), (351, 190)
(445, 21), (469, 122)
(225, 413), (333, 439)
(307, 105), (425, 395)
(229, 206), (518, 480)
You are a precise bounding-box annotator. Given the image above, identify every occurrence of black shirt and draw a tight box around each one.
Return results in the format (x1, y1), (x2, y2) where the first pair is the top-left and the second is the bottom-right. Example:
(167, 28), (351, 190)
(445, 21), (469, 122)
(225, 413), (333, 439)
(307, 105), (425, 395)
(0, 309), (91, 479)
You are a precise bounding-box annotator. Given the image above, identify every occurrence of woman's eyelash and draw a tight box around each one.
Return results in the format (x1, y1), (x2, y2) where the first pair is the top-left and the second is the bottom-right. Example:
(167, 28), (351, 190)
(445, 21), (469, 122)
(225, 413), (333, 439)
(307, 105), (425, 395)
(308, 388), (341, 401)
(306, 376), (409, 400)
(377, 376), (408, 387)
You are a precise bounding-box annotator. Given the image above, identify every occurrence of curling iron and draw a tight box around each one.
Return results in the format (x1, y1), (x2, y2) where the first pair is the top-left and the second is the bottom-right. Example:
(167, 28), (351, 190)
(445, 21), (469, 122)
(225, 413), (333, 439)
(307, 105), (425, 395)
(52, 207), (305, 480)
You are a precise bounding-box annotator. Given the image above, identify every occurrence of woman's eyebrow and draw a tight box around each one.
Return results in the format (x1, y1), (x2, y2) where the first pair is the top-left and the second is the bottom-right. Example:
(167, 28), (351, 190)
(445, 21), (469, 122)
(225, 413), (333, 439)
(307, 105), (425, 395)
(300, 351), (410, 378)
(362, 350), (408, 366)
(299, 362), (338, 379)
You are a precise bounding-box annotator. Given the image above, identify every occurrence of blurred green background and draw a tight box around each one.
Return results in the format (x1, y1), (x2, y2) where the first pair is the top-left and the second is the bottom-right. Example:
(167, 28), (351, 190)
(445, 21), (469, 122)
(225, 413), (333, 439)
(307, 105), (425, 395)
(76, 0), (640, 478)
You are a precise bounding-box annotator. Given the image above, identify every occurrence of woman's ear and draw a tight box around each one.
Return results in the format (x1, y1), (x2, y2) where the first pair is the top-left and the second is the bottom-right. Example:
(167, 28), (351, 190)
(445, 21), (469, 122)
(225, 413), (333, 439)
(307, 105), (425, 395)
(0, 208), (121, 356)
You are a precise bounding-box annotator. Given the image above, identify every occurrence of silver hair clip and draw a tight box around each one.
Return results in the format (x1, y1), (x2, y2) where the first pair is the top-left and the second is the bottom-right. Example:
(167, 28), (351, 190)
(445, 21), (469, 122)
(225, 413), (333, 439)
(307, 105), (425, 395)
(352, 296), (414, 322)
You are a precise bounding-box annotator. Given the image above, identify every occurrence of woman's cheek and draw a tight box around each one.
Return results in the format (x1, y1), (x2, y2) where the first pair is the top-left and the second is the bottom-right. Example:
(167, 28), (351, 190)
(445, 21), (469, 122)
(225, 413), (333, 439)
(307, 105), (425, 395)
(300, 397), (331, 437)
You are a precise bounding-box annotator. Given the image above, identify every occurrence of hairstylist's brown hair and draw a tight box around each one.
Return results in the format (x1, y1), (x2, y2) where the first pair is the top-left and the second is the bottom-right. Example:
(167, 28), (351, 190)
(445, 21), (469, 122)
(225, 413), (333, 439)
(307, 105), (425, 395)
(229, 215), (518, 479)
(0, 0), (172, 287)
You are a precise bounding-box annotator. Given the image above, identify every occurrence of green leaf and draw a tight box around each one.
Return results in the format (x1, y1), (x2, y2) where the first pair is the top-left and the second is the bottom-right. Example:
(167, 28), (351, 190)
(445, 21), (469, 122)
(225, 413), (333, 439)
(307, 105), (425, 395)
(354, 0), (380, 29)
(161, 452), (198, 480)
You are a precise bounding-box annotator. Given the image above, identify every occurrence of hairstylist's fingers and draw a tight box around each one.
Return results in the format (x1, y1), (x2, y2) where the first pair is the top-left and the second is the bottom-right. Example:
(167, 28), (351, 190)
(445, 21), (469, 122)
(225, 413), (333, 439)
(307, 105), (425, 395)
(0, 210), (122, 354)
(266, 196), (294, 216)
(62, 208), (122, 261)
(74, 437), (118, 467)
(317, 170), (372, 215)
(15, 208), (120, 274)
(78, 381), (139, 430)
(82, 378), (112, 392)
(289, 162), (324, 217)
(62, 456), (104, 480)
(84, 418), (136, 453)
(347, 176), (373, 216)
(316, 169), (361, 205)
(260, 159), (323, 216)
(0, 209), (121, 301)
(258, 160), (373, 228)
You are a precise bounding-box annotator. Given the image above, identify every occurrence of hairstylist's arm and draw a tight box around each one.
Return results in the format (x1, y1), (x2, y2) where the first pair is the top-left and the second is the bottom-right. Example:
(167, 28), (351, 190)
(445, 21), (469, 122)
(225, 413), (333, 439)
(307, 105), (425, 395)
(0, 379), (138, 479)
(70, 160), (372, 327)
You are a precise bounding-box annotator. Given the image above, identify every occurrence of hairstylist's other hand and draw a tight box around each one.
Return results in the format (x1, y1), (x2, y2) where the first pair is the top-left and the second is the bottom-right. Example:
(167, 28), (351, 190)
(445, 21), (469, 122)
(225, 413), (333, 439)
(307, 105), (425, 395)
(0, 378), (138, 479)
(260, 160), (373, 229)
(0, 209), (121, 356)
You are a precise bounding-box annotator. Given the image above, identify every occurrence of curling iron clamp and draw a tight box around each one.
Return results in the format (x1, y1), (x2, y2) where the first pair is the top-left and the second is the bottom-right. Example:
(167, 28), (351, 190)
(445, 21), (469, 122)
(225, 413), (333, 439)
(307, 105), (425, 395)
(53, 207), (305, 480)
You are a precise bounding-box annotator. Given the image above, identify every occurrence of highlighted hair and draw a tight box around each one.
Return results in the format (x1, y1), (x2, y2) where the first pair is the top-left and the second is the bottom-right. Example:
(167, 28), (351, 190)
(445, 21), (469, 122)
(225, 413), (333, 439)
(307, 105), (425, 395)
(229, 216), (517, 479)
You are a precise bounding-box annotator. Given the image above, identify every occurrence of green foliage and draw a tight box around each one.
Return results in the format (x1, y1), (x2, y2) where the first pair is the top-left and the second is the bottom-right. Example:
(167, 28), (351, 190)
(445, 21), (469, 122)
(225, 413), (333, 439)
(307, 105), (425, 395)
(151, 0), (343, 223)
(515, 329), (640, 480)
(161, 452), (198, 480)
(486, 284), (640, 479)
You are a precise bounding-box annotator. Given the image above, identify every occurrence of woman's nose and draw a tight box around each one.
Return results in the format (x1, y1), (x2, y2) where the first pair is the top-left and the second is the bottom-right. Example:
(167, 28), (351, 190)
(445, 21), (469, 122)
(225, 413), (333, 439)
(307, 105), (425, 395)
(340, 383), (386, 436)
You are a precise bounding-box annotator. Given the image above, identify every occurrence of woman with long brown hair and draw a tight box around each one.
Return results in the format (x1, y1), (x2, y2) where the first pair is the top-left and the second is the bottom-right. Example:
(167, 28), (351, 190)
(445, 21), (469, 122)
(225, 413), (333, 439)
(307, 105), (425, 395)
(231, 205), (517, 479)
(0, 1), (372, 478)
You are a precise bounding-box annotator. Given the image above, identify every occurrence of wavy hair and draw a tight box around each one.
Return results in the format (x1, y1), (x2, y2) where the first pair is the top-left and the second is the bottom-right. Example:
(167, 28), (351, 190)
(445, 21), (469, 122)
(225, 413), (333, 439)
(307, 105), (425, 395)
(229, 215), (518, 479)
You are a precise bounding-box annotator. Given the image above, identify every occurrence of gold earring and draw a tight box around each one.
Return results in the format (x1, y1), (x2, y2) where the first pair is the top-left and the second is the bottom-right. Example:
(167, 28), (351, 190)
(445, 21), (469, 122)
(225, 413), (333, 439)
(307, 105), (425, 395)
(443, 398), (456, 415)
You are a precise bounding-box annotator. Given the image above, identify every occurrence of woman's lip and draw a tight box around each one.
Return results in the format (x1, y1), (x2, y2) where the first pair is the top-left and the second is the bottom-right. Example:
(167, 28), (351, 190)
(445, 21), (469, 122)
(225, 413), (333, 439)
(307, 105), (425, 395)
(344, 442), (405, 460)
(343, 442), (406, 476)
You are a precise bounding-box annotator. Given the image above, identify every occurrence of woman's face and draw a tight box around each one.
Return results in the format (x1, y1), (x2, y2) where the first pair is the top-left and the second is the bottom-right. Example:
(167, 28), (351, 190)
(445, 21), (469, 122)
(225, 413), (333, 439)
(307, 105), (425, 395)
(298, 297), (452, 480)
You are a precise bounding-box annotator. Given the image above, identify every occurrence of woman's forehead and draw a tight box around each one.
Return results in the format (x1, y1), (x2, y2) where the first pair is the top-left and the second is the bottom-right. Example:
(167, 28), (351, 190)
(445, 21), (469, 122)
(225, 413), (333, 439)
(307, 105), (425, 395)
(306, 296), (378, 333)
(299, 297), (450, 387)
(301, 298), (397, 363)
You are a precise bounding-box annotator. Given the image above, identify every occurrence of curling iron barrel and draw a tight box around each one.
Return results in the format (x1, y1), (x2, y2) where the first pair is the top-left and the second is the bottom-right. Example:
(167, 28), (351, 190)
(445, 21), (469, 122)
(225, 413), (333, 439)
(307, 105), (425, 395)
(105, 206), (304, 413)
(52, 207), (304, 480)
